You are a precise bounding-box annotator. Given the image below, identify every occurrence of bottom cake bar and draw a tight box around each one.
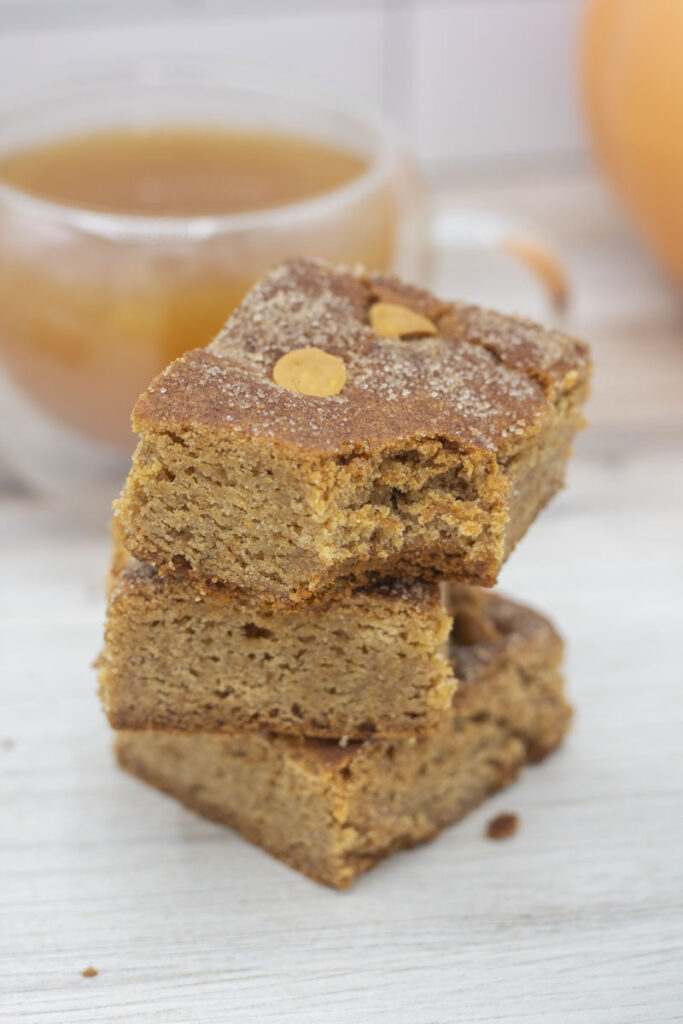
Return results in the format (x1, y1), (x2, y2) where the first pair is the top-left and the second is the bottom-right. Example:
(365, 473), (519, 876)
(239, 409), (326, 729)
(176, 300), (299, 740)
(116, 593), (571, 888)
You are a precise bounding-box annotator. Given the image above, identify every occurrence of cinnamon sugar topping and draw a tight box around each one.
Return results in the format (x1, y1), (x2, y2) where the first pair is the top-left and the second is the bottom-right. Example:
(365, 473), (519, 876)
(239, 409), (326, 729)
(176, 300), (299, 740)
(135, 259), (590, 455)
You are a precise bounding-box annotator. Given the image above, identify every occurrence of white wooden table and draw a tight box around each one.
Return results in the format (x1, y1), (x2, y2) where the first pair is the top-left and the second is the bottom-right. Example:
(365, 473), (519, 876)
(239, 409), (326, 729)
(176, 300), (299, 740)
(2, 171), (682, 1023)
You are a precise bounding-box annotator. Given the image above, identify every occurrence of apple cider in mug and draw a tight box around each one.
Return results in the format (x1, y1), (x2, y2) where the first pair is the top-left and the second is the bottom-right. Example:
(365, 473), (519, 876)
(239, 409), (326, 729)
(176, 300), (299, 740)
(0, 127), (397, 448)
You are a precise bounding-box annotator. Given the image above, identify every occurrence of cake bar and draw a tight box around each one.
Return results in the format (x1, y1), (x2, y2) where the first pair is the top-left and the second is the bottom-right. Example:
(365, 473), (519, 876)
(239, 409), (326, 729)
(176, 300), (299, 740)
(98, 544), (455, 740)
(114, 259), (590, 608)
(116, 592), (571, 888)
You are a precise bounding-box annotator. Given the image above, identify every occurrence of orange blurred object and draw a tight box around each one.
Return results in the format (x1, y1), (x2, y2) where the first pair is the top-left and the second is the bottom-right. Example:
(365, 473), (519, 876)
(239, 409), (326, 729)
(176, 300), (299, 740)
(582, 0), (683, 285)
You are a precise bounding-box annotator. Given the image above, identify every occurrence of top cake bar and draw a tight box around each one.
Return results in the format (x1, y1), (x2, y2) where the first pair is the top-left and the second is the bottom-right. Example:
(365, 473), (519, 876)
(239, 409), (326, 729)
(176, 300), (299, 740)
(115, 259), (590, 608)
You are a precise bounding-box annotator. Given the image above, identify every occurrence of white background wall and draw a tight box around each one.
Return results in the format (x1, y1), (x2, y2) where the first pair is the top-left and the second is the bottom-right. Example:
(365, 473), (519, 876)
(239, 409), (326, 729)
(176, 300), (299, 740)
(0, 0), (587, 174)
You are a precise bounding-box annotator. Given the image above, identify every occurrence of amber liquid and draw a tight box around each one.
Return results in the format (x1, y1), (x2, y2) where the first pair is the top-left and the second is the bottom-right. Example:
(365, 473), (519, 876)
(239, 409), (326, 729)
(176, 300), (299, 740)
(0, 127), (395, 447)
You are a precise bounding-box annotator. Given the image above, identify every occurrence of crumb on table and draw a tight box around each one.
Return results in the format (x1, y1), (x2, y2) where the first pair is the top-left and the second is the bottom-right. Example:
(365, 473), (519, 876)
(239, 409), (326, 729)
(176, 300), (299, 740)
(81, 966), (98, 978)
(486, 812), (519, 840)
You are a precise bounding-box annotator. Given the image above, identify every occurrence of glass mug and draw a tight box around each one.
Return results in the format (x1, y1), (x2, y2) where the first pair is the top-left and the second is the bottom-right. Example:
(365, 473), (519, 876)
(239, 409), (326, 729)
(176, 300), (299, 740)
(0, 60), (566, 496)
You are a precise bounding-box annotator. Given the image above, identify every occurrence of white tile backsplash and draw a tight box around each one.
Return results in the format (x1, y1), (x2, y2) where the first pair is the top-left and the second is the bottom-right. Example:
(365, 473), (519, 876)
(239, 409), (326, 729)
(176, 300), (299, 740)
(407, 0), (585, 169)
(0, 0), (587, 171)
(0, 9), (386, 107)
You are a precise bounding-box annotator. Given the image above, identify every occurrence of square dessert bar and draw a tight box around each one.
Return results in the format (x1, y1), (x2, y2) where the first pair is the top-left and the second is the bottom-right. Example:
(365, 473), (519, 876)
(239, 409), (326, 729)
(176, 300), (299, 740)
(115, 259), (591, 608)
(116, 592), (571, 888)
(98, 543), (456, 740)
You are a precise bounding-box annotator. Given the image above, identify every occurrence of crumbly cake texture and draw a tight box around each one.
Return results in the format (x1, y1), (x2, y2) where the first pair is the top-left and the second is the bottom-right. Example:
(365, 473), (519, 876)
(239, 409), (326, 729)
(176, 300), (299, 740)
(114, 259), (591, 608)
(98, 544), (454, 739)
(116, 592), (571, 888)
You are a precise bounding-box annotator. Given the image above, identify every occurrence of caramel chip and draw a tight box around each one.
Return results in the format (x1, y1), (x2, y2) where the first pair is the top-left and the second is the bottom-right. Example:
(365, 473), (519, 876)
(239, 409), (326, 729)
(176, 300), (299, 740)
(369, 301), (437, 339)
(273, 347), (346, 397)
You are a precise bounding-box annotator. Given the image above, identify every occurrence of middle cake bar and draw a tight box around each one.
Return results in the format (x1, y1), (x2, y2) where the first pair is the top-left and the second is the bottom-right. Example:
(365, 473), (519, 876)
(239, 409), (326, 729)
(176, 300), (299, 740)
(99, 546), (469, 739)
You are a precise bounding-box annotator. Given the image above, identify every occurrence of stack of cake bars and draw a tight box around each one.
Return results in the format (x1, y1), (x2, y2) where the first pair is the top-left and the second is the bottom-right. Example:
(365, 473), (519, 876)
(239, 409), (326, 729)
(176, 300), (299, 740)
(98, 259), (591, 888)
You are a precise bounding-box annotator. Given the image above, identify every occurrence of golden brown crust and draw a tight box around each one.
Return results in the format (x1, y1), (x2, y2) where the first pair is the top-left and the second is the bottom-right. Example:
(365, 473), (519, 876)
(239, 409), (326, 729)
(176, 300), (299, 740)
(133, 259), (591, 456)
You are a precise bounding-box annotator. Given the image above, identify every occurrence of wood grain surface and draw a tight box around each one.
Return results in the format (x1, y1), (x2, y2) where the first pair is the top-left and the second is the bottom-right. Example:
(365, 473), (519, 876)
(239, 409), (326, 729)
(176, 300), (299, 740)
(1, 171), (682, 1023)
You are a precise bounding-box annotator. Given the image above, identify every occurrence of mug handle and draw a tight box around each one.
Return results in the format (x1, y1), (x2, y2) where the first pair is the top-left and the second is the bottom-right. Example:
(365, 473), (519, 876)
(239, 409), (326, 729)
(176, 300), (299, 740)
(427, 207), (569, 312)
